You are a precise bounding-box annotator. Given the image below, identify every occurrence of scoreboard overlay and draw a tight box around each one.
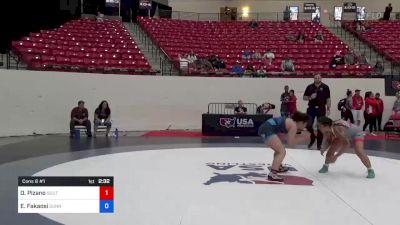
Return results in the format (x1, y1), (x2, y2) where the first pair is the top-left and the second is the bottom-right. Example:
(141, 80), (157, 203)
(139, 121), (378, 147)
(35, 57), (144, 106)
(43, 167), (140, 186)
(18, 176), (114, 213)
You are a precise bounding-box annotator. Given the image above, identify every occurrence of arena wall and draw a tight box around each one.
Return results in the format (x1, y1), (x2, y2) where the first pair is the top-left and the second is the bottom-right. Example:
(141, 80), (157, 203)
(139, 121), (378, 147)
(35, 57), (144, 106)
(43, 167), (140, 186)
(0, 69), (393, 136)
(169, 0), (399, 25)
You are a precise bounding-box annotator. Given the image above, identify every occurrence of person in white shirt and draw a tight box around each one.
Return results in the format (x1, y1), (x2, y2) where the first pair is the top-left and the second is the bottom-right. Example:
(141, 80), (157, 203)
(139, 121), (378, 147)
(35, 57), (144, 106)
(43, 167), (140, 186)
(96, 11), (104, 22)
(187, 50), (197, 64)
(263, 49), (275, 65)
(179, 54), (189, 71)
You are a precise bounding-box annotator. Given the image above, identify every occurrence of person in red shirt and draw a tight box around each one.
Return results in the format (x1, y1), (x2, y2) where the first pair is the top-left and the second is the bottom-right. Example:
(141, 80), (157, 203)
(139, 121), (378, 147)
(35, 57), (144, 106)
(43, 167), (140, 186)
(287, 89), (297, 117)
(363, 91), (378, 134)
(352, 89), (364, 126)
(70, 100), (92, 138)
(375, 93), (384, 131)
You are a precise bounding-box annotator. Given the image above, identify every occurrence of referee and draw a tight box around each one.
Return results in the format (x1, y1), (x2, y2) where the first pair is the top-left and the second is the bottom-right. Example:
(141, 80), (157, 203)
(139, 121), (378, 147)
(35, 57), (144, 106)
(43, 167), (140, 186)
(303, 74), (331, 150)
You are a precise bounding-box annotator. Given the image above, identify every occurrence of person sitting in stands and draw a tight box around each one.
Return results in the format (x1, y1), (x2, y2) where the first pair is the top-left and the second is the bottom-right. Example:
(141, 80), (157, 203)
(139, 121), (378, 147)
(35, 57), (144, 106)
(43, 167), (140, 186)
(296, 30), (305, 43)
(96, 11), (104, 22)
(357, 53), (369, 65)
(213, 56), (226, 70)
(331, 51), (344, 68)
(187, 50), (197, 64)
(263, 49), (275, 65)
(244, 64), (255, 75)
(363, 21), (373, 31)
(249, 19), (259, 29)
(344, 51), (356, 65)
(232, 61), (245, 74)
(257, 65), (267, 74)
(314, 30), (324, 43)
(286, 32), (297, 41)
(94, 100), (112, 137)
(374, 61), (384, 75)
(70, 100), (92, 138)
(242, 50), (252, 60)
(253, 50), (262, 60)
(235, 100), (247, 114)
(281, 56), (295, 72)
(179, 54), (189, 71)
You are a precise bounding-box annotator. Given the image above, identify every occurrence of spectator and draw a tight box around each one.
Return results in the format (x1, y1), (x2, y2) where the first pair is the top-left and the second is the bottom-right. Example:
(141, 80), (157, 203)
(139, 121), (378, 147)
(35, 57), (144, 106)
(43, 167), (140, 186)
(70, 100), (92, 138)
(242, 50), (252, 60)
(231, 61), (245, 74)
(352, 89), (364, 126)
(392, 91), (400, 114)
(356, 21), (365, 32)
(281, 56), (295, 72)
(296, 30), (305, 43)
(363, 91), (378, 134)
(314, 30), (324, 43)
(331, 51), (344, 68)
(234, 100), (247, 114)
(249, 19), (258, 29)
(283, 6), (291, 22)
(312, 14), (321, 24)
(212, 56), (226, 70)
(187, 50), (197, 64)
(96, 11), (104, 22)
(252, 50), (262, 60)
(374, 61), (384, 74)
(375, 93), (384, 131)
(344, 51), (356, 65)
(256, 65), (267, 74)
(257, 103), (275, 114)
(280, 85), (290, 117)
(94, 100), (112, 137)
(340, 89), (354, 123)
(263, 49), (275, 65)
(288, 89), (297, 117)
(363, 21), (373, 31)
(244, 64), (255, 75)
(303, 74), (331, 150)
(286, 32), (297, 41)
(383, 3), (392, 20)
(357, 53), (369, 65)
(179, 54), (189, 71)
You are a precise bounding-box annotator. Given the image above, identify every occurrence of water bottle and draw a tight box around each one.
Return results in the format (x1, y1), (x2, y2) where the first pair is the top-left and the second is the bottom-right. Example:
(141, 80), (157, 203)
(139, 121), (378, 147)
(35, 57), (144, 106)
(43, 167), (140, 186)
(74, 129), (80, 140)
(115, 128), (119, 139)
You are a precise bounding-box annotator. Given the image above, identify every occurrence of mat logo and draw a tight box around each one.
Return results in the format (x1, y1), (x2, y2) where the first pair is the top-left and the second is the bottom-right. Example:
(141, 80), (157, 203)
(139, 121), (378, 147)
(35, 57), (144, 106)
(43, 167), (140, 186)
(392, 81), (400, 90)
(219, 118), (254, 128)
(204, 163), (313, 186)
(219, 118), (236, 128)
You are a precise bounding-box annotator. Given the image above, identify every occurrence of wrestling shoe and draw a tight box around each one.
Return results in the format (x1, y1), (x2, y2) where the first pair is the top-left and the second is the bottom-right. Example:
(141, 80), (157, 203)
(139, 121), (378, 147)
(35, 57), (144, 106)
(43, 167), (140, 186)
(278, 165), (290, 173)
(268, 172), (284, 182)
(318, 164), (329, 173)
(367, 169), (375, 179)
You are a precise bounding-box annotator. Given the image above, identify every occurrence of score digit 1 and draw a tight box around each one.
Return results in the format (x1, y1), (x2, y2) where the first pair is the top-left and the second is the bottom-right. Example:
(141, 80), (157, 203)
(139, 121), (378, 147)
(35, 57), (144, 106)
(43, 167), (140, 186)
(99, 186), (114, 213)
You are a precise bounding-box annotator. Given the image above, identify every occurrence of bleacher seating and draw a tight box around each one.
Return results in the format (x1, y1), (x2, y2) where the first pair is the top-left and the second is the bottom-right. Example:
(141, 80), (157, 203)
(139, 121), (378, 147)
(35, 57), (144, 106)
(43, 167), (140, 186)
(343, 20), (400, 63)
(139, 17), (373, 76)
(12, 19), (153, 75)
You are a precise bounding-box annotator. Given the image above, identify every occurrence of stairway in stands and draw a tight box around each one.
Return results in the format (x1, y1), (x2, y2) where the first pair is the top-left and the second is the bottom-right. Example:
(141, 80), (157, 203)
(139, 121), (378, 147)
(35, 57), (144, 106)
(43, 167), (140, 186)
(125, 22), (179, 75)
(328, 26), (392, 75)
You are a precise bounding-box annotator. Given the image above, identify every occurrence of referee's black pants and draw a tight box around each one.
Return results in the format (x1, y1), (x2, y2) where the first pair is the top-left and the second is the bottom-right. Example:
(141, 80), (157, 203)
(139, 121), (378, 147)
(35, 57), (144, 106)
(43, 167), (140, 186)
(306, 107), (325, 148)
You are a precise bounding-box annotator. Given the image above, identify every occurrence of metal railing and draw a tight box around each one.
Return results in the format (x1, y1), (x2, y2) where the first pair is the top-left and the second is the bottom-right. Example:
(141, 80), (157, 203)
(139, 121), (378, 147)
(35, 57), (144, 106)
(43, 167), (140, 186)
(207, 103), (258, 115)
(158, 10), (400, 22)
(159, 9), (317, 22)
(327, 13), (400, 76)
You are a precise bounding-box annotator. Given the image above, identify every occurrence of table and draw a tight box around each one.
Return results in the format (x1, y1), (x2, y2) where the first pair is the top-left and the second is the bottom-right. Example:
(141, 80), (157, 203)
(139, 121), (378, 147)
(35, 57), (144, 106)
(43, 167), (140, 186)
(202, 114), (272, 136)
